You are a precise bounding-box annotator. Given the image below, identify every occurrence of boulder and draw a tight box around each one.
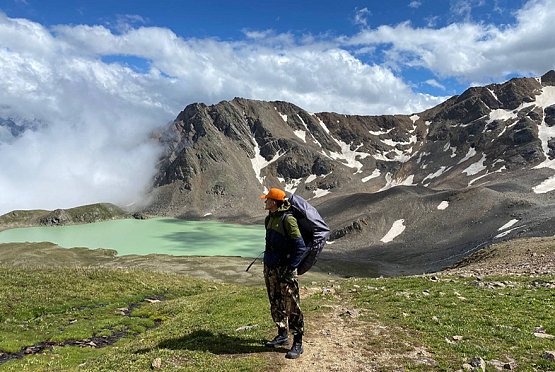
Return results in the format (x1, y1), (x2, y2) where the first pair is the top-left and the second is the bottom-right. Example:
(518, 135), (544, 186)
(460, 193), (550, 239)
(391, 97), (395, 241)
(39, 209), (72, 226)
(470, 357), (486, 372)
(542, 351), (555, 362)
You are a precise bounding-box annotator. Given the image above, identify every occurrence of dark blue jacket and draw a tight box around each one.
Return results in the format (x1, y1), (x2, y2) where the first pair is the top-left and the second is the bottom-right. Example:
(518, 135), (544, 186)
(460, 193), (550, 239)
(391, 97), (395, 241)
(263, 202), (308, 269)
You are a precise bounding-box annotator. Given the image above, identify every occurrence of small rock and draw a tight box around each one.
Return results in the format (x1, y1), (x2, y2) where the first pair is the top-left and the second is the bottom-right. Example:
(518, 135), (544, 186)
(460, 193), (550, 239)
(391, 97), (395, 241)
(462, 363), (473, 371)
(423, 290), (431, 296)
(542, 351), (555, 362)
(311, 281), (317, 285)
(145, 298), (161, 304)
(487, 359), (505, 371)
(414, 357), (438, 366)
(431, 316), (439, 322)
(452, 335), (464, 341)
(322, 287), (335, 295)
(534, 332), (555, 339)
(504, 362), (516, 370)
(313, 353), (320, 358)
(151, 357), (162, 369)
(235, 324), (258, 332)
(430, 276), (439, 281)
(470, 357), (486, 372)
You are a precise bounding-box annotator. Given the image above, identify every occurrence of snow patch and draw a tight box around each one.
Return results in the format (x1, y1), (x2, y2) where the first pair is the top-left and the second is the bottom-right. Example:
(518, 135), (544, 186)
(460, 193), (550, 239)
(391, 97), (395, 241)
(274, 107), (287, 122)
(437, 201), (449, 210)
(487, 109), (517, 124)
(410, 115), (420, 123)
(443, 143), (457, 157)
(533, 175), (555, 193)
(284, 178), (302, 194)
(416, 152), (429, 164)
(423, 166), (448, 182)
(312, 189), (331, 199)
(294, 130), (307, 143)
(369, 128), (393, 135)
(532, 87), (555, 172)
(328, 140), (371, 174)
(378, 173), (416, 192)
(468, 165), (506, 186)
(203, 213), (212, 217)
(362, 169), (381, 182)
(462, 154), (487, 176)
(314, 115), (331, 134)
(487, 88), (500, 102)
(457, 147), (477, 164)
(498, 219), (519, 231)
(250, 135), (283, 188)
(495, 227), (521, 239)
(381, 219), (406, 243)
(305, 175), (317, 183)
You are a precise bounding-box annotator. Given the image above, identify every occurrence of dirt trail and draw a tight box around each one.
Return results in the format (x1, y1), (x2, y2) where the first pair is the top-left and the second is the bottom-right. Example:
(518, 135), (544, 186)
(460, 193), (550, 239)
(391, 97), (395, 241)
(266, 289), (434, 372)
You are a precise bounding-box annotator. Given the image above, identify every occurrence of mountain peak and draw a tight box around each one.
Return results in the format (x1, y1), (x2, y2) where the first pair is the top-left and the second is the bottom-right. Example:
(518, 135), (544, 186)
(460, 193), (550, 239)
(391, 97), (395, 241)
(541, 70), (555, 86)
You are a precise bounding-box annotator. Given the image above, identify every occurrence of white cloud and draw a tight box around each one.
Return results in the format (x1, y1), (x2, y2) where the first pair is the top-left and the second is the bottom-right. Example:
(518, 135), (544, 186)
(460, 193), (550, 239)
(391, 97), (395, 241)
(344, 0), (555, 81)
(424, 79), (446, 90)
(0, 12), (447, 214)
(409, 1), (422, 8)
(354, 7), (371, 27)
(450, 0), (486, 21)
(112, 14), (148, 33)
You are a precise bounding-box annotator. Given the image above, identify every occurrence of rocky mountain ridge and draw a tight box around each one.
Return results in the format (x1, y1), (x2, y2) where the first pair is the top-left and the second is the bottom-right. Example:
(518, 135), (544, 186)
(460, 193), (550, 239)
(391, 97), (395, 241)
(0, 203), (131, 232)
(145, 70), (555, 276)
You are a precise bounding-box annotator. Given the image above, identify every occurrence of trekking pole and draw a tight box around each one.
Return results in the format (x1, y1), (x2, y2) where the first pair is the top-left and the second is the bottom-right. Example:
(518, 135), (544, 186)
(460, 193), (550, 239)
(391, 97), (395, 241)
(245, 251), (264, 272)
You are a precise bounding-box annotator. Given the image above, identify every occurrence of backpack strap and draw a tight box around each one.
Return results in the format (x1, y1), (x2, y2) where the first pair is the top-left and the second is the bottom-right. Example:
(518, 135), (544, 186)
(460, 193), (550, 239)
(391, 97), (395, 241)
(279, 212), (293, 240)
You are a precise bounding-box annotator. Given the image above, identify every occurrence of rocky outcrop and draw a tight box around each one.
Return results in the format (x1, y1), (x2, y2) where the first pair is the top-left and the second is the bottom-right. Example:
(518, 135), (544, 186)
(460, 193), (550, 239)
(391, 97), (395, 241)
(39, 209), (72, 226)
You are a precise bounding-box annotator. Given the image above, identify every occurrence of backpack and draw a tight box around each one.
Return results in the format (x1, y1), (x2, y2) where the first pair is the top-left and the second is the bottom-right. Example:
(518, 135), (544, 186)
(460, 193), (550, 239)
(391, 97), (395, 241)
(279, 194), (330, 275)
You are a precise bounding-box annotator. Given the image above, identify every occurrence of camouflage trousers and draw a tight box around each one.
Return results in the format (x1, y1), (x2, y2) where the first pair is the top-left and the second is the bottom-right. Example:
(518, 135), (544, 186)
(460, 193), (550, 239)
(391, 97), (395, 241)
(263, 264), (304, 335)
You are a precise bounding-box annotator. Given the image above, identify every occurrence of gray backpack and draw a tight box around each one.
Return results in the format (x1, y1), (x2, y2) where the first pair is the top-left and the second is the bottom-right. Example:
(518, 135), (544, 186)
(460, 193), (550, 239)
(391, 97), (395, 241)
(280, 194), (330, 275)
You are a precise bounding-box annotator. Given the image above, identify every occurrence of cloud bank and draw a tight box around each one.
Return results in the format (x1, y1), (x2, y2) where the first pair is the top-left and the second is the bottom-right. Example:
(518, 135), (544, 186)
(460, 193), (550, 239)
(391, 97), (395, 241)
(345, 0), (555, 81)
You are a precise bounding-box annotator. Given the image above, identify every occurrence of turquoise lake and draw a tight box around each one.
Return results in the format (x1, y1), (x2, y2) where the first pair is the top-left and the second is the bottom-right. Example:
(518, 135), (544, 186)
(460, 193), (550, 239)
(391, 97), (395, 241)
(0, 218), (265, 258)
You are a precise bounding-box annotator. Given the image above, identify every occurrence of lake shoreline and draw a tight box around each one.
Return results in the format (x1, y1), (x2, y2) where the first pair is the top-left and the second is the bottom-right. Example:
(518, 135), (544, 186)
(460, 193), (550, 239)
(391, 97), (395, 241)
(0, 217), (266, 259)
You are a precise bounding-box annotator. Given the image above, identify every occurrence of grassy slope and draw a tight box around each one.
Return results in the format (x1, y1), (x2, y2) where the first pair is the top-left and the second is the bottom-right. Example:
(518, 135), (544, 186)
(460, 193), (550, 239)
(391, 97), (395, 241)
(0, 239), (554, 371)
(0, 203), (131, 231)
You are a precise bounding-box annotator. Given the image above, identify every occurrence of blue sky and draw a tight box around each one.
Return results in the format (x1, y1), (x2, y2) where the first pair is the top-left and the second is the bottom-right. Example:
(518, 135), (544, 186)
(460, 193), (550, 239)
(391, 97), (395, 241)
(2, 0), (541, 100)
(0, 0), (554, 213)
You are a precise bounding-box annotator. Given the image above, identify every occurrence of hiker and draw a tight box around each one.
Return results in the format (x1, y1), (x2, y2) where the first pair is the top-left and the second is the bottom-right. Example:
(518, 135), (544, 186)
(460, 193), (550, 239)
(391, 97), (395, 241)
(261, 188), (307, 359)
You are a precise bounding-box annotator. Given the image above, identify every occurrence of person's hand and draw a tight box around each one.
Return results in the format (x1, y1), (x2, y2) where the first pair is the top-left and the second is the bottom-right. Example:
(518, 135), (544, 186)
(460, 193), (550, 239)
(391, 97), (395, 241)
(283, 267), (297, 280)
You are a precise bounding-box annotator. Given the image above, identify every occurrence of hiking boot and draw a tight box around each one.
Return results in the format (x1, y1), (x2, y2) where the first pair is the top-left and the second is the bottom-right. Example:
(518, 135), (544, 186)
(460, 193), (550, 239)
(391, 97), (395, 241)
(285, 334), (303, 359)
(265, 328), (289, 348)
